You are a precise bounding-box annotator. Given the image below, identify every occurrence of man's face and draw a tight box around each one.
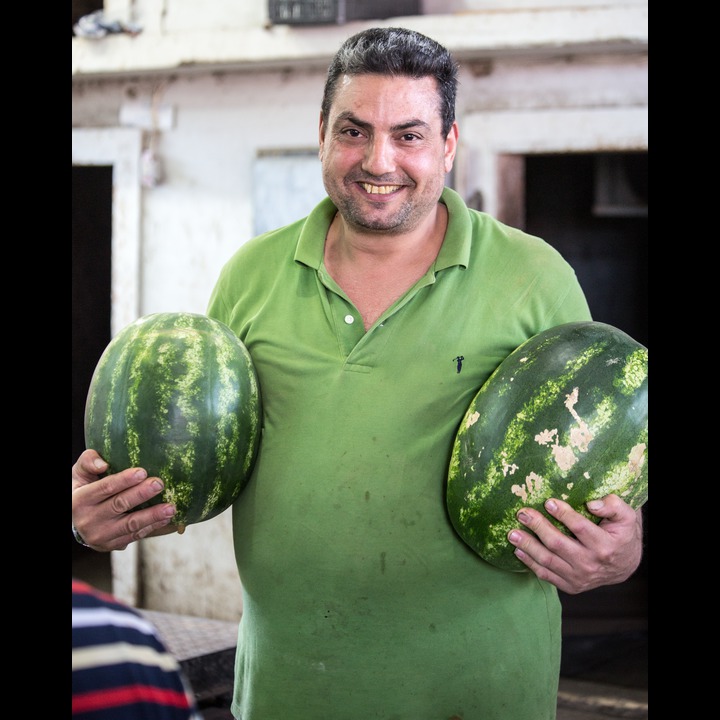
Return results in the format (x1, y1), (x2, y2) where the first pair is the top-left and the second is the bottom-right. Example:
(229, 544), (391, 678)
(319, 73), (458, 235)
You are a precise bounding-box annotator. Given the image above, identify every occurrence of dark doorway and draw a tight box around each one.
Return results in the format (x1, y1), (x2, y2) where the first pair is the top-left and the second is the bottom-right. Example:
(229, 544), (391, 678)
(72, 164), (113, 586)
(524, 152), (647, 346)
(524, 151), (648, 688)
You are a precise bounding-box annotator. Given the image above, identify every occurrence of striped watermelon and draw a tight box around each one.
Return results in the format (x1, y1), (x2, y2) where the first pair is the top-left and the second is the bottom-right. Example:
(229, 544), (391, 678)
(84, 312), (262, 526)
(446, 321), (647, 572)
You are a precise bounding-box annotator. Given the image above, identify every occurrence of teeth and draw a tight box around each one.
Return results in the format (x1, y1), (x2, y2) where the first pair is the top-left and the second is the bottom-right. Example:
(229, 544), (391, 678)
(362, 183), (400, 195)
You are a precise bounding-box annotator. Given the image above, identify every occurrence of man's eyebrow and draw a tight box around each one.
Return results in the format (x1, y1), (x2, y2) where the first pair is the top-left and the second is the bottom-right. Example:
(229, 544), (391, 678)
(334, 112), (431, 133)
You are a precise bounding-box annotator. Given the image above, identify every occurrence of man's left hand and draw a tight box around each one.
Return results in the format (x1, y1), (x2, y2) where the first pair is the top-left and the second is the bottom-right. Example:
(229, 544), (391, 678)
(507, 494), (644, 594)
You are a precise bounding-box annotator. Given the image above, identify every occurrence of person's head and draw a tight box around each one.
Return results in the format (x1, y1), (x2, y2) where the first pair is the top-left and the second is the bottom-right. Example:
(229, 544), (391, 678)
(321, 27), (458, 138)
(319, 28), (460, 235)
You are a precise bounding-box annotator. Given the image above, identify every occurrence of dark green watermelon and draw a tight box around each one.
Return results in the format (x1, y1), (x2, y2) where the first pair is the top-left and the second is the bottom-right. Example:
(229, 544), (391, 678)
(84, 312), (262, 526)
(446, 321), (647, 572)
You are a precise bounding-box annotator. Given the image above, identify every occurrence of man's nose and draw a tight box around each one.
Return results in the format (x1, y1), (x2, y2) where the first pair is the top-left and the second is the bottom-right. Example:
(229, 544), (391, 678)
(362, 136), (395, 176)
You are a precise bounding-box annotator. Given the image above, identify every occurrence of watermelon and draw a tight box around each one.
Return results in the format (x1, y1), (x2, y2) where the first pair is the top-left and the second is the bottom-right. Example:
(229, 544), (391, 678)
(84, 312), (262, 527)
(446, 321), (647, 572)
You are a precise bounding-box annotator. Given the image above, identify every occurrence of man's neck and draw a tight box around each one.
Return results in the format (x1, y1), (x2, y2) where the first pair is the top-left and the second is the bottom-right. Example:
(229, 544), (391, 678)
(323, 203), (448, 330)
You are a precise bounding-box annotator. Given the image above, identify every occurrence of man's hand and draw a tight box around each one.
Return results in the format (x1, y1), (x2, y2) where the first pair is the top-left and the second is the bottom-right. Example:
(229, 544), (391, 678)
(72, 449), (179, 551)
(507, 494), (644, 594)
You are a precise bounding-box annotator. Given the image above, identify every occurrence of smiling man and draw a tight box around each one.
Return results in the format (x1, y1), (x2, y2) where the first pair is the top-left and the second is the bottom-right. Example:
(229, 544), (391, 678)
(73, 27), (645, 720)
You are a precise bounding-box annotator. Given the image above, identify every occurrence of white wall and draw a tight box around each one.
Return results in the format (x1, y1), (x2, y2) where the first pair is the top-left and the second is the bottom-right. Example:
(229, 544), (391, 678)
(74, 2), (648, 77)
(72, 1), (648, 620)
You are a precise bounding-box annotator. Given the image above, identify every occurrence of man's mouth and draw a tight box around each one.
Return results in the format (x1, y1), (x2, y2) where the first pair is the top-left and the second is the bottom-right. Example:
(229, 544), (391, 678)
(360, 183), (402, 195)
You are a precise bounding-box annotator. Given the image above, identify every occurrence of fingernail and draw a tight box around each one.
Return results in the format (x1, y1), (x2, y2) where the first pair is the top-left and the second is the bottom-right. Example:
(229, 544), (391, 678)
(545, 499), (558, 512)
(93, 457), (107, 470)
(508, 530), (521, 544)
(162, 505), (176, 517)
(151, 479), (164, 491)
(517, 511), (529, 524)
(133, 469), (147, 481)
(587, 499), (604, 511)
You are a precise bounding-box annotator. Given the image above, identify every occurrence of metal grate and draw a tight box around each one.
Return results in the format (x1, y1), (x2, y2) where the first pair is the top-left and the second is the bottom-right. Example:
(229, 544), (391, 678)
(268, 0), (420, 26)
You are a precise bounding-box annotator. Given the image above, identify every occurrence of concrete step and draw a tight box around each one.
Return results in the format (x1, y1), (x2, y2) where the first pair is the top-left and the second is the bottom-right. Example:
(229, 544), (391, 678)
(557, 678), (648, 719)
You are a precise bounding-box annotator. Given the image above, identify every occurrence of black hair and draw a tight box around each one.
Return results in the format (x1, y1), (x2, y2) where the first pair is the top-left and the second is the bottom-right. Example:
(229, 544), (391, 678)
(321, 27), (459, 137)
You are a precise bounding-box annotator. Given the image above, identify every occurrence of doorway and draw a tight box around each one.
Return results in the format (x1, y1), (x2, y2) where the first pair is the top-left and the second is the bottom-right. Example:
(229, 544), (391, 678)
(72, 127), (143, 595)
(523, 151), (648, 686)
(72, 164), (113, 587)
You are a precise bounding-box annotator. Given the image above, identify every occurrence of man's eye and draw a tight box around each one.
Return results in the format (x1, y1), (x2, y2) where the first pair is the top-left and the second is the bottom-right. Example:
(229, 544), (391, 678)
(401, 133), (419, 142)
(343, 128), (363, 138)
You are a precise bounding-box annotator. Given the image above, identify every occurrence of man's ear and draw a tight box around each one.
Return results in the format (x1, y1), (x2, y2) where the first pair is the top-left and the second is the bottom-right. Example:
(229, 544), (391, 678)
(318, 112), (326, 160)
(444, 121), (459, 173)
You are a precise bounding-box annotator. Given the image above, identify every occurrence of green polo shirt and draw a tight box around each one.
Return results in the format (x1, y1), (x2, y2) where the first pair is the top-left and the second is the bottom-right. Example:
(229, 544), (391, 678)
(207, 187), (591, 720)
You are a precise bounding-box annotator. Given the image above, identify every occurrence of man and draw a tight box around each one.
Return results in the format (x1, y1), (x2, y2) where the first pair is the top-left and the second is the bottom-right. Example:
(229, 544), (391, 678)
(72, 27), (644, 719)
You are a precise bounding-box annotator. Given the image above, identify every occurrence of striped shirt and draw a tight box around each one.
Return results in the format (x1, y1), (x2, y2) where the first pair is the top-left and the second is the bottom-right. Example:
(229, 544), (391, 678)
(72, 578), (202, 719)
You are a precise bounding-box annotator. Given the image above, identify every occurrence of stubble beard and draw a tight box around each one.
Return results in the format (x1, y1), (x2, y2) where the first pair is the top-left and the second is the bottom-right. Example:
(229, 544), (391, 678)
(323, 176), (429, 235)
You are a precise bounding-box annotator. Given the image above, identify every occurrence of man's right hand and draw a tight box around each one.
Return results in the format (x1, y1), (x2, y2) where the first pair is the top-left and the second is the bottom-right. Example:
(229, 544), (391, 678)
(72, 449), (179, 551)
